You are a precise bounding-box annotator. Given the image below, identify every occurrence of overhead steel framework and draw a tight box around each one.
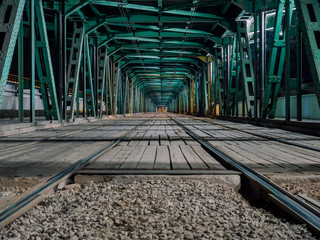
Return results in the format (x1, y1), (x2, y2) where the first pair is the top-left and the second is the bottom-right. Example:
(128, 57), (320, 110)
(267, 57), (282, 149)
(0, 0), (319, 122)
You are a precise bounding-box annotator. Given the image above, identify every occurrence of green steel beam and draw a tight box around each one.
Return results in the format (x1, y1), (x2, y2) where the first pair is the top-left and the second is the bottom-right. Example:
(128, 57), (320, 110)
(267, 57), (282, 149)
(86, 15), (217, 23)
(0, 0), (26, 109)
(92, 1), (225, 20)
(263, 0), (293, 119)
(97, 47), (107, 118)
(226, 35), (238, 116)
(18, 21), (24, 122)
(34, 0), (61, 121)
(237, 22), (255, 117)
(65, 23), (85, 121)
(30, 0), (35, 123)
(295, 0), (320, 109)
(84, 36), (96, 117)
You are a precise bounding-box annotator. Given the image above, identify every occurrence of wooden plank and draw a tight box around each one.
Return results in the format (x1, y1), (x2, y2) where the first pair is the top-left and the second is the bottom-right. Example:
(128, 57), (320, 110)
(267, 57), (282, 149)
(149, 135), (159, 146)
(160, 134), (170, 146)
(185, 140), (200, 146)
(103, 146), (135, 169)
(119, 145), (147, 169)
(209, 141), (268, 169)
(169, 145), (190, 170)
(154, 146), (171, 170)
(191, 145), (225, 170)
(128, 140), (140, 146)
(252, 142), (320, 170)
(170, 139), (185, 146)
(87, 145), (123, 169)
(231, 141), (301, 171)
(117, 141), (129, 146)
(136, 145), (157, 169)
(180, 145), (209, 170)
(77, 169), (241, 175)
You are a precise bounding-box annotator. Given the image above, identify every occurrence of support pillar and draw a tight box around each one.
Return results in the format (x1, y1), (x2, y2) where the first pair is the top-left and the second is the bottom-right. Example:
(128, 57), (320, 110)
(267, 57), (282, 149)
(30, 0), (35, 123)
(285, 0), (291, 121)
(18, 21), (24, 122)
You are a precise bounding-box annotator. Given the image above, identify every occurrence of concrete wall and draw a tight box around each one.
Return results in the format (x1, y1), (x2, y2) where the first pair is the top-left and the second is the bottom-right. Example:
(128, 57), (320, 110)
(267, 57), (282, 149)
(2, 84), (44, 110)
(275, 94), (320, 120)
(2, 84), (320, 120)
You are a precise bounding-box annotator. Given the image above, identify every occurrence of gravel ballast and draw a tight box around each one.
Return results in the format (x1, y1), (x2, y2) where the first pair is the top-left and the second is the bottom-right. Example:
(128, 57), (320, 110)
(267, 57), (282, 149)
(1, 176), (316, 240)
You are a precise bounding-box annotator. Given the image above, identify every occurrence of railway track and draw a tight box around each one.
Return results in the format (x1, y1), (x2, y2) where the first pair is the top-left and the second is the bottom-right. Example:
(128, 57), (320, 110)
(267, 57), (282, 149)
(183, 115), (320, 152)
(168, 114), (320, 235)
(0, 116), (153, 229)
(0, 113), (319, 237)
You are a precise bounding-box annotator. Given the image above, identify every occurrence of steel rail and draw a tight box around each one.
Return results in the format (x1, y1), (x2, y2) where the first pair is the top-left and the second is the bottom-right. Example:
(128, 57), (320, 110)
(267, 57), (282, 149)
(184, 115), (320, 153)
(169, 115), (320, 235)
(0, 115), (154, 229)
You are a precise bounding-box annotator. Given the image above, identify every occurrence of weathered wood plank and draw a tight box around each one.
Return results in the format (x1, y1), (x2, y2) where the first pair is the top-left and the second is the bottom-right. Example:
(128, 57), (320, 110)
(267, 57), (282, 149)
(88, 145), (123, 169)
(154, 146), (171, 170)
(180, 145), (209, 170)
(191, 145), (225, 170)
(120, 145), (147, 169)
(169, 145), (190, 170)
(136, 145), (157, 169)
(103, 146), (135, 169)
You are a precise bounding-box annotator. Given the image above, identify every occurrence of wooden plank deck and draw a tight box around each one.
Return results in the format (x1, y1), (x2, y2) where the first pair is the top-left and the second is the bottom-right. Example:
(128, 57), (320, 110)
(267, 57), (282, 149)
(1, 113), (318, 178)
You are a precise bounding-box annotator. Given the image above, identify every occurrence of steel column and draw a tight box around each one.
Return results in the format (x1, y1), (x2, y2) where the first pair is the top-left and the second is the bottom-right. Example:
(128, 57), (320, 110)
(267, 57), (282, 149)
(30, 0), (35, 123)
(18, 20), (24, 122)
(285, 0), (291, 121)
(295, 0), (320, 109)
(0, 0), (26, 110)
(259, 10), (265, 119)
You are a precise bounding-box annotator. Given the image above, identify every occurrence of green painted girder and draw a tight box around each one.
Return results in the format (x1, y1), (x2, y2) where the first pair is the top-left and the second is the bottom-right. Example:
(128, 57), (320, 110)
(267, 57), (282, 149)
(99, 37), (206, 49)
(101, 37), (204, 48)
(34, 0), (61, 121)
(97, 47), (108, 118)
(295, 0), (320, 109)
(113, 43), (211, 52)
(123, 63), (200, 72)
(104, 47), (203, 58)
(226, 35), (239, 116)
(92, 1), (225, 20)
(86, 15), (218, 23)
(104, 30), (211, 39)
(128, 70), (193, 76)
(114, 36), (160, 43)
(137, 79), (185, 83)
(122, 50), (202, 57)
(136, 79), (185, 86)
(129, 71), (193, 79)
(128, 66), (193, 72)
(214, 48), (225, 114)
(136, 78), (186, 83)
(237, 22), (255, 117)
(65, 23), (85, 121)
(127, 69), (193, 78)
(65, 0), (90, 16)
(126, 58), (199, 63)
(0, 0), (26, 109)
(134, 74), (186, 78)
(126, 55), (160, 59)
(141, 86), (183, 91)
(84, 36), (96, 117)
(262, 0), (293, 119)
(97, 23), (213, 36)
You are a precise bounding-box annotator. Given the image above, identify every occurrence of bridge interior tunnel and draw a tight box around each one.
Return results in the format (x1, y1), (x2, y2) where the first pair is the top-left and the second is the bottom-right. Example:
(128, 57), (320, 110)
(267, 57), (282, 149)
(0, 0), (320, 123)
(1, 1), (320, 236)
